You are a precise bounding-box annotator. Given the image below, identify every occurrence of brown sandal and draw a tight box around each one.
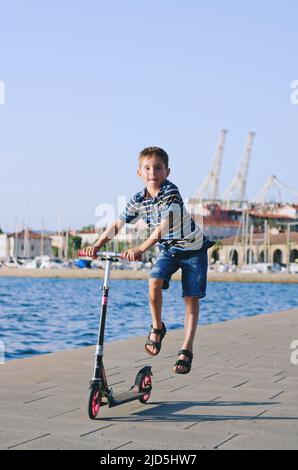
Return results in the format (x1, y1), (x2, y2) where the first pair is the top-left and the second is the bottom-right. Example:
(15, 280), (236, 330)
(145, 322), (167, 356)
(173, 349), (193, 374)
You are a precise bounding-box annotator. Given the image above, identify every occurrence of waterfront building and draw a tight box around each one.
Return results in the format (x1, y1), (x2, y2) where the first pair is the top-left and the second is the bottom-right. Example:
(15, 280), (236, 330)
(8, 230), (51, 258)
(210, 231), (298, 266)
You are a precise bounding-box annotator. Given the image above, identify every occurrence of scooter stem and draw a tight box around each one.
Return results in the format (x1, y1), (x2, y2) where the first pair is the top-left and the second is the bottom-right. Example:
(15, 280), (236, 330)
(92, 258), (112, 382)
(103, 258), (112, 289)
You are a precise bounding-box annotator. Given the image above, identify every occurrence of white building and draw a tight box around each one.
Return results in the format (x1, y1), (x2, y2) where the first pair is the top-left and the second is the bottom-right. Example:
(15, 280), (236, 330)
(74, 231), (99, 246)
(8, 230), (52, 258)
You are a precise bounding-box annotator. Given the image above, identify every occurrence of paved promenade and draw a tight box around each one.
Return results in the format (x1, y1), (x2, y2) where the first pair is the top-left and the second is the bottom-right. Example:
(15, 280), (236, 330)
(1, 308), (298, 450)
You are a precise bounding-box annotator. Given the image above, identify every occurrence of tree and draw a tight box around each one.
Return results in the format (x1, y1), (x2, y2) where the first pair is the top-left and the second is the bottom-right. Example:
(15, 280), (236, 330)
(51, 246), (59, 257)
(68, 236), (82, 259)
(80, 224), (95, 232)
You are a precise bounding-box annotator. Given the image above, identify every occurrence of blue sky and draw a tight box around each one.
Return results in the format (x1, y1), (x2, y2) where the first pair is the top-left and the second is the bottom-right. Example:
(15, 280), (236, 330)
(0, 0), (297, 232)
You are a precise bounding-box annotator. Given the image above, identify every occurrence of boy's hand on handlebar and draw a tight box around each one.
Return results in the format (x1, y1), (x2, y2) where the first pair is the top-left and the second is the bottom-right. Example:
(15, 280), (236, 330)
(83, 245), (100, 259)
(121, 248), (143, 261)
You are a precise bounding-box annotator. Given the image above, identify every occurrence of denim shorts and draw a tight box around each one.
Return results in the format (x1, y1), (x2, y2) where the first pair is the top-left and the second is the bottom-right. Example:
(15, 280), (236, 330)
(149, 246), (209, 298)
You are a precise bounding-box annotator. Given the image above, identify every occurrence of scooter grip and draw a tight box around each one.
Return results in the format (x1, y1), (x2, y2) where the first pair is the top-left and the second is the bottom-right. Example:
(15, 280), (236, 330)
(77, 249), (87, 257)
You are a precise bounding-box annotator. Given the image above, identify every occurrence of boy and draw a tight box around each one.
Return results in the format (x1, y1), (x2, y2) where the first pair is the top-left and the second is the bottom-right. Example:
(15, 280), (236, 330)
(84, 147), (215, 374)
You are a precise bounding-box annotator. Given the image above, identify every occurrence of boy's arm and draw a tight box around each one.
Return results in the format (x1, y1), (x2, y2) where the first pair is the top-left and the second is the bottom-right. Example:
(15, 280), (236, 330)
(94, 219), (125, 247)
(83, 219), (125, 258)
(122, 218), (169, 260)
(139, 218), (169, 252)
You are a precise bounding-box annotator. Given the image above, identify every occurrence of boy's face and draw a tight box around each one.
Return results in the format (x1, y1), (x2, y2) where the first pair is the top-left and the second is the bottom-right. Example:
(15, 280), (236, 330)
(137, 155), (170, 193)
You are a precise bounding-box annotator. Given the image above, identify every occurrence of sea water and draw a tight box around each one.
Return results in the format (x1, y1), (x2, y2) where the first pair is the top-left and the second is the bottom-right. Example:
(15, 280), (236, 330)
(0, 276), (297, 361)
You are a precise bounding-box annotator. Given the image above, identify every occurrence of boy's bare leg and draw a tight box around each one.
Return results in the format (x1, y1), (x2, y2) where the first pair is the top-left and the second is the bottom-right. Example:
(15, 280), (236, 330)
(173, 297), (199, 373)
(146, 278), (164, 355)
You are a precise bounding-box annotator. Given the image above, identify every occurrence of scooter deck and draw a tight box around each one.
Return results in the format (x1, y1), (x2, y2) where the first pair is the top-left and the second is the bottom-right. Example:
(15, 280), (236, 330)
(108, 389), (148, 407)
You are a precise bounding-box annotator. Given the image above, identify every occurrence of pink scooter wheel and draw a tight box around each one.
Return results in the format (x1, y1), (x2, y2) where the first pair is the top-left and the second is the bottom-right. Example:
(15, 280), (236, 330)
(139, 375), (152, 403)
(88, 385), (101, 419)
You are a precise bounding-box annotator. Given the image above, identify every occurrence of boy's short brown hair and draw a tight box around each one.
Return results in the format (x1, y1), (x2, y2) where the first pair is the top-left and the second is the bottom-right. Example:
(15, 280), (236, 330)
(138, 147), (169, 169)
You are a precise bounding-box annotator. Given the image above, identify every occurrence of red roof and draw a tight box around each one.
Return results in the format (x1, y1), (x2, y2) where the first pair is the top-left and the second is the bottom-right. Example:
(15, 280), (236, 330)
(249, 211), (296, 220)
(203, 218), (240, 227)
(8, 230), (50, 240)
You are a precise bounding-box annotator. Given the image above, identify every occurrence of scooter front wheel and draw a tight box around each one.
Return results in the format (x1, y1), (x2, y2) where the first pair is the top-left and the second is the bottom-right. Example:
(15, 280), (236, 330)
(139, 374), (152, 403)
(88, 384), (101, 419)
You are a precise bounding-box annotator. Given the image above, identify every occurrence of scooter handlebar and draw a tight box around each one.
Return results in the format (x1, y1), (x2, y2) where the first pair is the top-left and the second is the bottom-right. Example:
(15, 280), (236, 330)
(77, 249), (142, 261)
(77, 249), (122, 259)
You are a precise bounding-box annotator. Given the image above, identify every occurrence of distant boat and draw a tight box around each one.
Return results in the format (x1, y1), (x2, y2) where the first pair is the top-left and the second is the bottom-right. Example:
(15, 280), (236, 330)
(19, 256), (66, 270)
(74, 259), (92, 269)
(2, 257), (25, 268)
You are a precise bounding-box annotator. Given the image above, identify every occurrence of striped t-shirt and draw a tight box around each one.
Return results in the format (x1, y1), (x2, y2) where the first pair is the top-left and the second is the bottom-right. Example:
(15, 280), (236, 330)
(119, 179), (213, 252)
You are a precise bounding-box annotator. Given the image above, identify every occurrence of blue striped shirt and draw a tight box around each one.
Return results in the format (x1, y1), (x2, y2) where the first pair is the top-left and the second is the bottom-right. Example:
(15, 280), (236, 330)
(119, 179), (212, 251)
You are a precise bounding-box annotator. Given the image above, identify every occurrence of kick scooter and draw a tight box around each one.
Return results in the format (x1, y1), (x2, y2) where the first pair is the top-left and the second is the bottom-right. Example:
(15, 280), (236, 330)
(78, 250), (152, 419)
